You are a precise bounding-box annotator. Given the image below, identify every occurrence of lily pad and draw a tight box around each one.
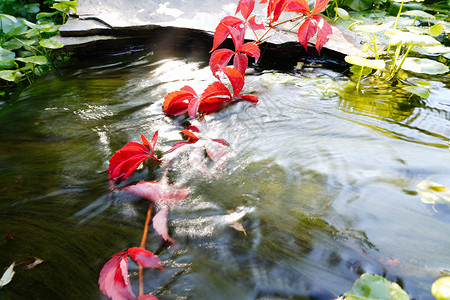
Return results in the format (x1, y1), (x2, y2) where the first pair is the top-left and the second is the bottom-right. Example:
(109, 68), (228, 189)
(0, 70), (23, 82)
(398, 57), (449, 75)
(402, 10), (436, 19)
(402, 85), (429, 98)
(432, 276), (450, 300)
(388, 31), (440, 46)
(353, 21), (394, 33)
(335, 7), (349, 20)
(344, 273), (409, 300)
(345, 56), (386, 70)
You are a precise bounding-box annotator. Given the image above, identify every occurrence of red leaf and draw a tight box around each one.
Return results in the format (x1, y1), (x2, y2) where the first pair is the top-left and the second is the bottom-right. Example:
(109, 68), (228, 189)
(223, 67), (245, 95)
(211, 16), (244, 52)
(235, 0), (255, 20)
(186, 125), (200, 133)
(247, 15), (265, 31)
(108, 142), (153, 183)
(238, 42), (260, 62)
(205, 141), (228, 163)
(313, 15), (332, 54)
(123, 181), (189, 208)
(237, 94), (259, 103)
(269, 0), (288, 23)
(169, 141), (190, 152)
(209, 49), (235, 77)
(163, 89), (195, 116)
(311, 0), (329, 15)
(225, 23), (246, 51)
(199, 97), (229, 114)
(99, 248), (163, 300)
(152, 207), (172, 243)
(233, 53), (248, 75)
(297, 17), (317, 50)
(188, 96), (201, 119)
(201, 81), (232, 100)
(126, 247), (163, 270)
(286, 0), (310, 15)
(141, 134), (150, 148)
(138, 295), (159, 300)
(180, 129), (199, 142)
(149, 131), (158, 154)
(99, 252), (135, 300)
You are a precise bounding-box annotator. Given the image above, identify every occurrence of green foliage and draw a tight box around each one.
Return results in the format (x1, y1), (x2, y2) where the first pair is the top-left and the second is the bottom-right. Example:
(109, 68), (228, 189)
(0, 0), (75, 97)
(344, 273), (409, 300)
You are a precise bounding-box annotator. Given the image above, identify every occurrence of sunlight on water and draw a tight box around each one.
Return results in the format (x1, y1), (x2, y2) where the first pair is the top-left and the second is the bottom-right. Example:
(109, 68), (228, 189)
(0, 51), (449, 299)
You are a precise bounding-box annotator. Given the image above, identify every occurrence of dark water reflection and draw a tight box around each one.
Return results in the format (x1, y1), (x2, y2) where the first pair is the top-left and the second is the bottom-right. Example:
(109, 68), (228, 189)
(0, 51), (449, 299)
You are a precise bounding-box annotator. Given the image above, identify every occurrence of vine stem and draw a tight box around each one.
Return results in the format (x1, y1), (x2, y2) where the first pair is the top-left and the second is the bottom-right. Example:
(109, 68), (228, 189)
(138, 202), (154, 297)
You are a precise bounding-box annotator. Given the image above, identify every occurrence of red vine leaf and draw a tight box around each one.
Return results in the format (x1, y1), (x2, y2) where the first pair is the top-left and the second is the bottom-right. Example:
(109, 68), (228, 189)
(108, 132), (159, 184)
(247, 15), (265, 31)
(210, 48), (235, 76)
(296, 17), (317, 50)
(314, 15), (332, 54)
(233, 53), (249, 75)
(211, 16), (244, 52)
(152, 207), (171, 243)
(286, 0), (310, 15)
(236, 94), (259, 102)
(311, 0), (329, 15)
(223, 67), (245, 96)
(98, 248), (163, 300)
(237, 42), (260, 62)
(235, 0), (255, 20)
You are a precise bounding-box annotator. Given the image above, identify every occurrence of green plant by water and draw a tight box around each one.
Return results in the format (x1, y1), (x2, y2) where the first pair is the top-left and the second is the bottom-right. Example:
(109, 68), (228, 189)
(0, 0), (77, 98)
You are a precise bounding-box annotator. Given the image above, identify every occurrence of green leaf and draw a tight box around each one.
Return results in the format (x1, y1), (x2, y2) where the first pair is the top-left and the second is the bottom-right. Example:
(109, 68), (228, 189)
(0, 58), (14, 69)
(0, 13), (17, 23)
(0, 262), (15, 287)
(427, 23), (444, 37)
(0, 47), (16, 60)
(335, 7), (349, 20)
(402, 10), (436, 19)
(388, 31), (441, 46)
(353, 21), (394, 33)
(0, 70), (23, 82)
(402, 86), (429, 98)
(432, 276), (450, 300)
(16, 55), (48, 65)
(345, 56), (386, 70)
(399, 57), (449, 75)
(2, 38), (24, 50)
(350, 65), (372, 75)
(344, 273), (409, 300)
(36, 11), (60, 20)
(39, 38), (64, 49)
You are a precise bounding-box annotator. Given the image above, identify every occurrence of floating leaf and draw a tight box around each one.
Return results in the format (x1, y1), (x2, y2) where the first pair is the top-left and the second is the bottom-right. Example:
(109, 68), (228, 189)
(344, 273), (409, 300)
(345, 56), (386, 70)
(432, 276), (450, 300)
(402, 86), (429, 98)
(16, 55), (48, 65)
(350, 65), (373, 75)
(230, 221), (247, 236)
(353, 21), (394, 33)
(39, 38), (64, 49)
(0, 262), (15, 287)
(25, 258), (44, 270)
(416, 180), (450, 205)
(402, 10), (435, 19)
(388, 31), (440, 46)
(399, 57), (449, 75)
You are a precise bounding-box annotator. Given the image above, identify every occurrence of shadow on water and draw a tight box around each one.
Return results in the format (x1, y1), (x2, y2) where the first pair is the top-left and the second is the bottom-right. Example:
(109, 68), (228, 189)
(0, 48), (449, 299)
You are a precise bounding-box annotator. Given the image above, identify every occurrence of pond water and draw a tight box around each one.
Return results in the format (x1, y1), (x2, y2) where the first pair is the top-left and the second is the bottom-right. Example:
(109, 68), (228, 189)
(0, 48), (449, 299)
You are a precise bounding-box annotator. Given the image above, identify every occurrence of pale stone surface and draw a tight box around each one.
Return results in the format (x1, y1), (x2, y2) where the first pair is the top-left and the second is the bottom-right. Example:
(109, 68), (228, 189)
(57, 0), (365, 58)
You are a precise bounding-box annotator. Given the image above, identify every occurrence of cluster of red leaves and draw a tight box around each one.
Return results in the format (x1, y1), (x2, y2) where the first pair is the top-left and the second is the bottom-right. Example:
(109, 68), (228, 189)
(101, 1), (334, 299)
(263, 0), (332, 53)
(108, 132), (159, 184)
(99, 247), (163, 300)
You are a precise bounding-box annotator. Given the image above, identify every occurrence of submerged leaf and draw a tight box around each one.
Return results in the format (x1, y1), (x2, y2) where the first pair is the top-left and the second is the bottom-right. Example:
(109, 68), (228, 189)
(345, 56), (385, 70)
(0, 262), (15, 287)
(416, 180), (450, 205)
(402, 86), (429, 98)
(344, 273), (409, 300)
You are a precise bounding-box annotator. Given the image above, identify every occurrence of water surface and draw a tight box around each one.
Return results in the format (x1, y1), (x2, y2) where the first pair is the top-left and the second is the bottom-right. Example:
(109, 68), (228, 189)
(0, 50), (449, 299)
